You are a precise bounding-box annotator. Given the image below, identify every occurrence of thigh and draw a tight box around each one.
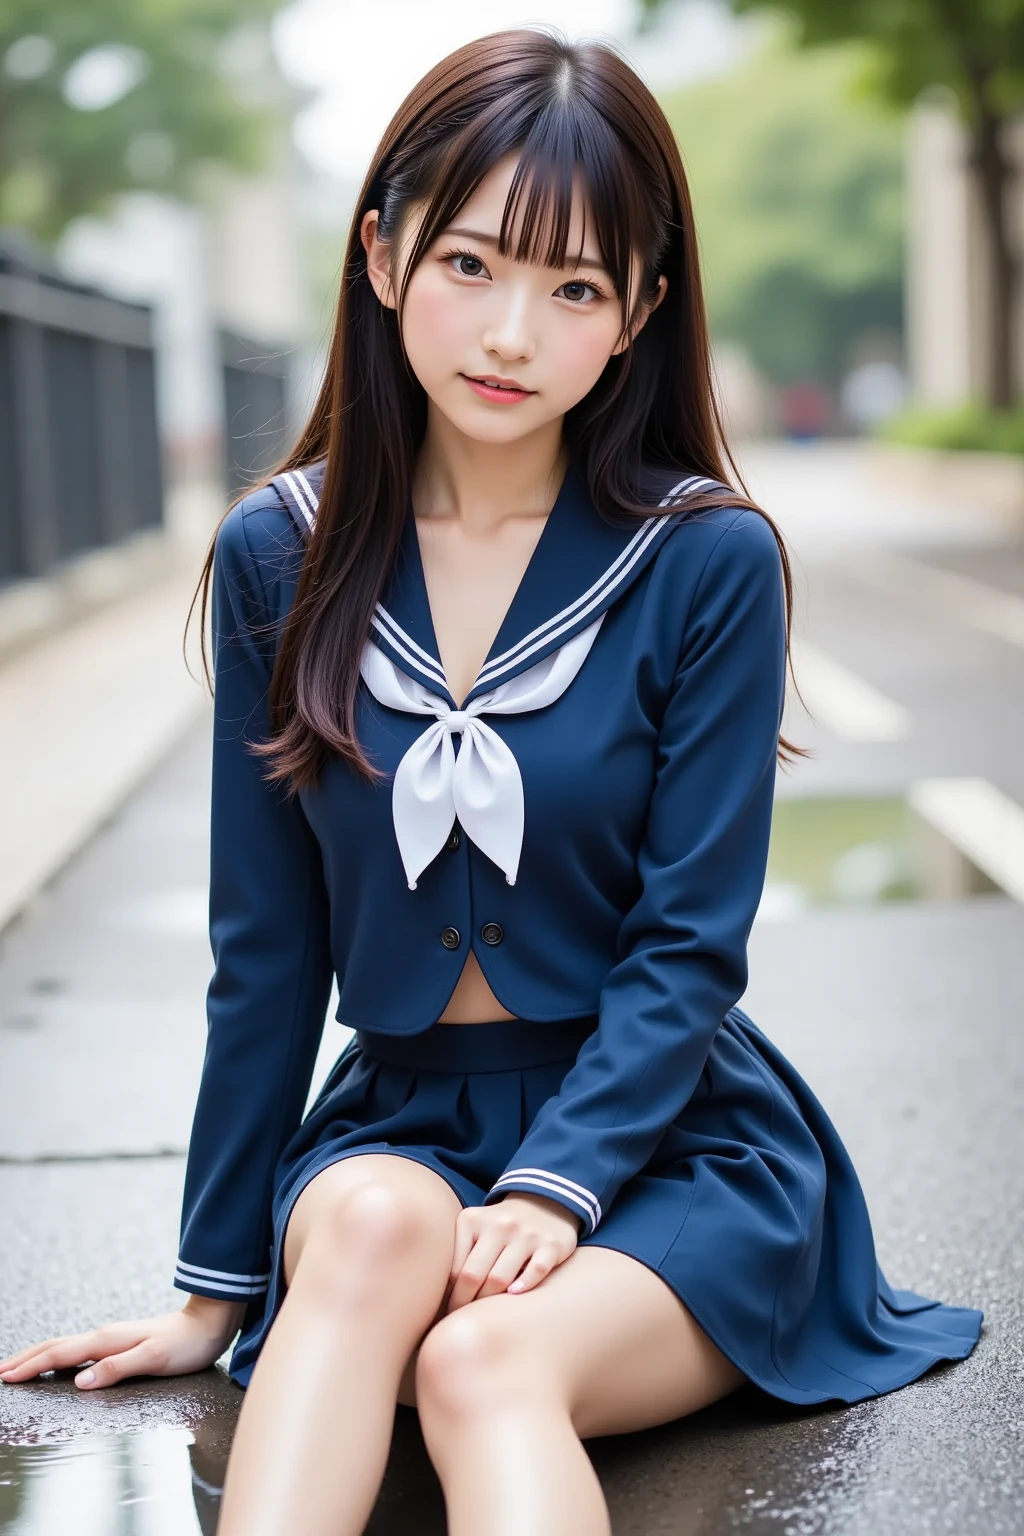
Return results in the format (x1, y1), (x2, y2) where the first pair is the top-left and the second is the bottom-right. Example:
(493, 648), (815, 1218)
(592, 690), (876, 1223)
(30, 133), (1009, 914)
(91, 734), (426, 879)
(433, 1244), (748, 1438)
(282, 1152), (463, 1287)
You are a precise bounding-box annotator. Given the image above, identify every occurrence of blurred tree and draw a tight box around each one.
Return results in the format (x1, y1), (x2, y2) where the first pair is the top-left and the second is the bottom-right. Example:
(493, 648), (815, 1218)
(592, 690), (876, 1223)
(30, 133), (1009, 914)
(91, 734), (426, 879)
(0, 0), (289, 243)
(658, 24), (904, 388)
(641, 0), (1024, 408)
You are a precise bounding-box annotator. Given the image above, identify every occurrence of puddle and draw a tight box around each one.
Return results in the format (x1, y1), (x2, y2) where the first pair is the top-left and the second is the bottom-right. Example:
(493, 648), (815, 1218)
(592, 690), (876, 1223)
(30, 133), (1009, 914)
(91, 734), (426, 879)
(0, 1413), (446, 1535)
(759, 794), (1001, 918)
(0, 1429), (225, 1535)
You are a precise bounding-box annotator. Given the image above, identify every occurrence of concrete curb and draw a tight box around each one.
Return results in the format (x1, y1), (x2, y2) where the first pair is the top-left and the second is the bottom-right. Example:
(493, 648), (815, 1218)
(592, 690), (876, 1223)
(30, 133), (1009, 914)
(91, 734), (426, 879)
(862, 441), (1024, 537)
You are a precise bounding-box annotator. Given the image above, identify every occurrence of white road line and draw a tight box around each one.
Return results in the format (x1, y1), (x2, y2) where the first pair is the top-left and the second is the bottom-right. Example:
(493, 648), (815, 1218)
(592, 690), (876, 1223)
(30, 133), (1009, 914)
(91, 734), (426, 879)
(908, 777), (1024, 904)
(790, 638), (912, 742)
(854, 552), (1024, 649)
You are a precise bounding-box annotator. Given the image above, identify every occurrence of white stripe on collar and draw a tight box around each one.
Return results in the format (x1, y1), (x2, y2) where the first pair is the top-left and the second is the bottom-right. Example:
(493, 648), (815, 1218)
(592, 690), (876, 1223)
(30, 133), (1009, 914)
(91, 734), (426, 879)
(284, 472), (450, 693)
(473, 514), (659, 689)
(291, 467), (722, 703)
(281, 468), (318, 526)
(473, 475), (711, 688)
(371, 605), (448, 689)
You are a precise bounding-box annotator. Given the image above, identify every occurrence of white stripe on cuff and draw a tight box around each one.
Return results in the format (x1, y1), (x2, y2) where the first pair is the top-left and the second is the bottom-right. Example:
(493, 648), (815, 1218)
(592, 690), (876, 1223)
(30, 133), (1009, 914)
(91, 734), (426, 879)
(175, 1259), (270, 1284)
(174, 1268), (268, 1298)
(489, 1168), (602, 1230)
(489, 1176), (597, 1232)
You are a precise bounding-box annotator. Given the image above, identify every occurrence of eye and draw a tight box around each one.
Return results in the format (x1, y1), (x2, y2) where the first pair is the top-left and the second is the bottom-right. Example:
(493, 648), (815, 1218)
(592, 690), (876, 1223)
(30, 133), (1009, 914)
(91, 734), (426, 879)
(442, 249), (489, 279)
(556, 278), (602, 305)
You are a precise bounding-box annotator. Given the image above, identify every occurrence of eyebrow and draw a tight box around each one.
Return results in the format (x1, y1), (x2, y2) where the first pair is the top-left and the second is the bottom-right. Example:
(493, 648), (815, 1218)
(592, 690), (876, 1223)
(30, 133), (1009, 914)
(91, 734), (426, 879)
(442, 226), (609, 272)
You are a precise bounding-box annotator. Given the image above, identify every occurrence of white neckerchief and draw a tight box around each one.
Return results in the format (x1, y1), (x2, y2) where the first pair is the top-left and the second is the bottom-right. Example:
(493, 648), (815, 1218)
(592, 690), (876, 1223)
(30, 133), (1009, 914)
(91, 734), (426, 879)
(359, 614), (605, 889)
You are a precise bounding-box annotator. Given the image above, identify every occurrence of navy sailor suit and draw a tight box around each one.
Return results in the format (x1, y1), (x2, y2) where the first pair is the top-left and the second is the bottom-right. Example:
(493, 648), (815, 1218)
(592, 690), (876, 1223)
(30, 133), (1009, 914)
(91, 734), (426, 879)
(175, 454), (982, 1401)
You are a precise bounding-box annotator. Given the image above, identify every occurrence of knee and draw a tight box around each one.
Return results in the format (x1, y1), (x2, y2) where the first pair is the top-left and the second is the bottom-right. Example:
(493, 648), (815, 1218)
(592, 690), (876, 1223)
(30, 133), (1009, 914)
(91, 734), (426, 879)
(415, 1308), (540, 1422)
(294, 1181), (436, 1305)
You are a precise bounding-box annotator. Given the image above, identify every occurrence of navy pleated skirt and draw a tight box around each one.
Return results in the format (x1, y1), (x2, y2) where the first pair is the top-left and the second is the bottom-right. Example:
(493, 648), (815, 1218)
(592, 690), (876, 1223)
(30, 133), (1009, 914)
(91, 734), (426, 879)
(228, 1006), (983, 1402)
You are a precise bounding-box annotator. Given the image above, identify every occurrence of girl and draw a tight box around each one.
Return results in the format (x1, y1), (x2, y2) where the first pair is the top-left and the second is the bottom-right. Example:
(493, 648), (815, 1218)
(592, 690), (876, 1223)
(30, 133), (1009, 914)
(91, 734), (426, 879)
(0, 27), (982, 1536)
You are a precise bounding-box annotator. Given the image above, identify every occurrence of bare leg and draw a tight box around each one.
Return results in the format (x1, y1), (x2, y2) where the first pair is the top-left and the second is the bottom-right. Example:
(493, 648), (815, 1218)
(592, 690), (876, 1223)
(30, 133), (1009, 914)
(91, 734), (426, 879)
(414, 1244), (747, 1536)
(217, 1153), (462, 1536)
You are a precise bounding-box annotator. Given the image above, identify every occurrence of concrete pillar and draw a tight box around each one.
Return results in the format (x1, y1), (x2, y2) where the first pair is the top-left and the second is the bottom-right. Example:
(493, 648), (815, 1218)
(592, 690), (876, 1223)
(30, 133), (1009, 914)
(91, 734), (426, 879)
(905, 101), (973, 406)
(905, 98), (1024, 407)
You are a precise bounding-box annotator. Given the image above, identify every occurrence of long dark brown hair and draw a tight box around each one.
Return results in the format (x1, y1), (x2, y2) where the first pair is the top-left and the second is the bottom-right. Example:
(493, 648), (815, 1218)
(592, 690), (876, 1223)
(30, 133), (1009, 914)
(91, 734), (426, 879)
(185, 25), (810, 789)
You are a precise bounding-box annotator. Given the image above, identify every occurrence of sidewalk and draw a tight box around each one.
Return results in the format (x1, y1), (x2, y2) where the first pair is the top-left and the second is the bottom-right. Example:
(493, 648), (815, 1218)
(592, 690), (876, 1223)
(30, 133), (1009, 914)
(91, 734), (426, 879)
(0, 502), (215, 939)
(733, 438), (1024, 554)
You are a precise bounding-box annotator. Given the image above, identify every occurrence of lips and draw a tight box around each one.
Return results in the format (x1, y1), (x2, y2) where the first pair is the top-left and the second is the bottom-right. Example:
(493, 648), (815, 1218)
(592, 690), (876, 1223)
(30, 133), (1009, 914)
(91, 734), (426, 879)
(461, 374), (535, 404)
(467, 375), (532, 392)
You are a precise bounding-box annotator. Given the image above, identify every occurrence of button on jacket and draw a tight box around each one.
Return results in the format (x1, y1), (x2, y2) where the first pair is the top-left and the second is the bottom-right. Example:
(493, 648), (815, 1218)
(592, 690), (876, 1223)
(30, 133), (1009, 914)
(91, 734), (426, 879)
(174, 455), (787, 1300)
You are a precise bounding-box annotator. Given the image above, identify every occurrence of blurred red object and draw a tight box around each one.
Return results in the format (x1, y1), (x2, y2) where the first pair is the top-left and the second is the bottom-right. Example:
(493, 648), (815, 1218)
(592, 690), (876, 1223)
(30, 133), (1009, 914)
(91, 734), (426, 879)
(780, 380), (831, 440)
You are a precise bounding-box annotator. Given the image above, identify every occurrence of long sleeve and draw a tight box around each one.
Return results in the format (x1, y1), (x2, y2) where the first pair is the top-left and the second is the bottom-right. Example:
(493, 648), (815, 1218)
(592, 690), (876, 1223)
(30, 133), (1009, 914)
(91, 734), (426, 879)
(175, 502), (334, 1301)
(483, 511), (787, 1237)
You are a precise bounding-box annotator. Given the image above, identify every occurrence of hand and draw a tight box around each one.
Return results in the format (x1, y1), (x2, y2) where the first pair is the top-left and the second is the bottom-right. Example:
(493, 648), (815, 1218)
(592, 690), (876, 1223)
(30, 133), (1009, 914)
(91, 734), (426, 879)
(444, 1192), (581, 1312)
(0, 1294), (247, 1391)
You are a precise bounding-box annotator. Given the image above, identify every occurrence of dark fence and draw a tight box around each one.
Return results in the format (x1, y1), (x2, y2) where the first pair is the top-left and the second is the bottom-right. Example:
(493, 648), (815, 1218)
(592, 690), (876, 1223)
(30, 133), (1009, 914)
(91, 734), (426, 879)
(220, 328), (294, 499)
(0, 232), (164, 587)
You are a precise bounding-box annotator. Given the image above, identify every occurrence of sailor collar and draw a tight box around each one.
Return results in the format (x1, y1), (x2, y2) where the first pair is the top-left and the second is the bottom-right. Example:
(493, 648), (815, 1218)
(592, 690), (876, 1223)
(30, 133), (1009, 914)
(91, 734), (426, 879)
(272, 457), (725, 890)
(274, 456), (720, 709)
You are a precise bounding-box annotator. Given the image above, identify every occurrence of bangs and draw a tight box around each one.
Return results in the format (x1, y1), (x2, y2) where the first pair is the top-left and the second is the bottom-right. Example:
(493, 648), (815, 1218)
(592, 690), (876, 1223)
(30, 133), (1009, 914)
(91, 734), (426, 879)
(499, 131), (637, 309)
(390, 76), (665, 325)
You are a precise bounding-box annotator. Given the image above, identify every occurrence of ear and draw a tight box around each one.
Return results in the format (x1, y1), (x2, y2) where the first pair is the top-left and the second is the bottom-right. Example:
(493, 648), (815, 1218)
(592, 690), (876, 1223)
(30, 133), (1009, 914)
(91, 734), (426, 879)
(361, 209), (397, 311)
(611, 274), (667, 356)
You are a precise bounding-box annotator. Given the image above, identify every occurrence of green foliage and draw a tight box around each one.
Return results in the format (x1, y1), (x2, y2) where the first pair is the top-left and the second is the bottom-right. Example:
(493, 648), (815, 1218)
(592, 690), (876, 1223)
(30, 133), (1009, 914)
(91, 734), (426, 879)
(641, 0), (1024, 126)
(726, 0), (1024, 125)
(646, 0), (1024, 407)
(0, 0), (288, 242)
(659, 21), (905, 383)
(878, 401), (1024, 455)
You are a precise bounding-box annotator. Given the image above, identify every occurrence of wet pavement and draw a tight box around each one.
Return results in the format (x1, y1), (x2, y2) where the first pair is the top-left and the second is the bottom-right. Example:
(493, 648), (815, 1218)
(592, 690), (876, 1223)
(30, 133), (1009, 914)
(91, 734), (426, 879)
(2, 868), (1020, 1532)
(2, 446), (1023, 1532)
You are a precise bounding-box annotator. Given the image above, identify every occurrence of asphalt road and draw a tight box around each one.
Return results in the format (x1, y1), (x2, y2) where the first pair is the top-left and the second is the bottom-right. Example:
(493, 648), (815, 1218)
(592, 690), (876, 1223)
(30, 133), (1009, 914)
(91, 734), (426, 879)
(1, 446), (1022, 1534)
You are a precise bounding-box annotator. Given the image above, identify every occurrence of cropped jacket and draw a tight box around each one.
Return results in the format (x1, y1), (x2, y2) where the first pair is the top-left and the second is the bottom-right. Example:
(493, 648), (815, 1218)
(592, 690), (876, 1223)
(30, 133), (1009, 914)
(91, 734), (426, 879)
(173, 453), (787, 1301)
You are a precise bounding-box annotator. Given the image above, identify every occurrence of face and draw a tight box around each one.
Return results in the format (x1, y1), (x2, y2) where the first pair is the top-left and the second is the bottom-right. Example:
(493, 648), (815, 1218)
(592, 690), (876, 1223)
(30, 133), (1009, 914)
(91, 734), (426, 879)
(361, 152), (666, 446)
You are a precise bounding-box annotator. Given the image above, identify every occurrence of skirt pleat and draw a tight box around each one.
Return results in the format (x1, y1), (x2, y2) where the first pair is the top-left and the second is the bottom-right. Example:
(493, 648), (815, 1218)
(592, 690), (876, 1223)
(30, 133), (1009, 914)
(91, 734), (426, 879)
(228, 1008), (983, 1402)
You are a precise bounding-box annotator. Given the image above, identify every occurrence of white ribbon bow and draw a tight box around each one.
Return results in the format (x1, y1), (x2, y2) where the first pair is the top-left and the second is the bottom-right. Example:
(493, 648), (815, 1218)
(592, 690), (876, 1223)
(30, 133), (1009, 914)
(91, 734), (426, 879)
(359, 615), (605, 889)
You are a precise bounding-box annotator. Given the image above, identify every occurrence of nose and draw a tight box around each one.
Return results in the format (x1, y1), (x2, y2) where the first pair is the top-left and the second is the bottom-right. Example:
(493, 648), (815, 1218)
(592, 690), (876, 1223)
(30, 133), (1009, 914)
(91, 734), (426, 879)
(480, 283), (535, 363)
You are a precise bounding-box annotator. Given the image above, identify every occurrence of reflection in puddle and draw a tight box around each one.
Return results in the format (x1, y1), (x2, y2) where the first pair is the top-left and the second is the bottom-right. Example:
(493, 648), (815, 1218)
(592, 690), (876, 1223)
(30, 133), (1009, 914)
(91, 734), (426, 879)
(0, 1429), (224, 1535)
(760, 794), (1001, 917)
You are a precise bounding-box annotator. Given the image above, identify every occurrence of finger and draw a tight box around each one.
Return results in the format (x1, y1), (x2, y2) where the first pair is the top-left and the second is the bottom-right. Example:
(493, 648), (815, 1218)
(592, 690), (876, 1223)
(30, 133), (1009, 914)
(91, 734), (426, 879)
(1, 1325), (143, 1382)
(449, 1211), (480, 1277)
(0, 1333), (106, 1382)
(447, 1231), (506, 1311)
(473, 1241), (533, 1301)
(1, 1337), (66, 1374)
(506, 1244), (561, 1295)
(76, 1340), (167, 1391)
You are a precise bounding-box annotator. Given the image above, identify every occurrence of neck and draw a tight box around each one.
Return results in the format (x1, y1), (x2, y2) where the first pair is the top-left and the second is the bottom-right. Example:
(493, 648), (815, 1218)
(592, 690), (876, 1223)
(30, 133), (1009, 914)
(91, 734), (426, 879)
(412, 404), (568, 531)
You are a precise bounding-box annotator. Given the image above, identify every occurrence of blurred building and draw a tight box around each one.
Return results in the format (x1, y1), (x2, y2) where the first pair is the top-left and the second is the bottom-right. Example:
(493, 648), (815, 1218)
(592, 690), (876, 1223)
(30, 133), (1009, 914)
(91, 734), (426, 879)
(60, 151), (315, 512)
(53, 39), (325, 542)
